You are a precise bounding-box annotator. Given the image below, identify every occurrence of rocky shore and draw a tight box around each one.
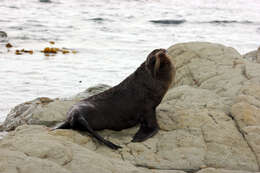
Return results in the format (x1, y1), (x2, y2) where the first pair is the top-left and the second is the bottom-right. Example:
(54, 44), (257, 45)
(1, 42), (260, 173)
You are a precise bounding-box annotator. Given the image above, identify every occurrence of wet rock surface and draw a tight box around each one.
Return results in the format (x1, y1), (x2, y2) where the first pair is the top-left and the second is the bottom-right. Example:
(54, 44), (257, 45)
(1, 42), (260, 173)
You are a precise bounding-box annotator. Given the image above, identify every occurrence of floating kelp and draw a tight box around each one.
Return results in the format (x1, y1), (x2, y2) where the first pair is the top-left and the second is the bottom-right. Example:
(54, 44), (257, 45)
(41, 47), (76, 56)
(21, 49), (33, 54)
(6, 43), (13, 48)
(41, 47), (59, 54)
(15, 49), (33, 55)
(5, 41), (77, 56)
(15, 50), (22, 55)
(62, 49), (70, 54)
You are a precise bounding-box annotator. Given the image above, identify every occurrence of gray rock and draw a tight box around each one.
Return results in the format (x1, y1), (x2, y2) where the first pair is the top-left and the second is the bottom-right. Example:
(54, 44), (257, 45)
(167, 42), (246, 107)
(0, 148), (70, 173)
(156, 86), (257, 171)
(74, 84), (110, 100)
(0, 125), (149, 173)
(243, 47), (260, 63)
(231, 83), (260, 167)
(0, 131), (7, 139)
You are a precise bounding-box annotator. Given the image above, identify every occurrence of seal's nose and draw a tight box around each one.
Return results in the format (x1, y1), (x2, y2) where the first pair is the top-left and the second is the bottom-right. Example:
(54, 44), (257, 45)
(160, 49), (167, 53)
(157, 50), (167, 58)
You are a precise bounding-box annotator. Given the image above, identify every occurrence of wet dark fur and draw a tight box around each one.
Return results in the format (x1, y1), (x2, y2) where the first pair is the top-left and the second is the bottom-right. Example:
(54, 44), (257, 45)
(54, 49), (175, 149)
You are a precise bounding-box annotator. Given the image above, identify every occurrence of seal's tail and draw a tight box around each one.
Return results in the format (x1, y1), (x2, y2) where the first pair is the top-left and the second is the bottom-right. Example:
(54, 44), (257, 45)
(77, 115), (122, 150)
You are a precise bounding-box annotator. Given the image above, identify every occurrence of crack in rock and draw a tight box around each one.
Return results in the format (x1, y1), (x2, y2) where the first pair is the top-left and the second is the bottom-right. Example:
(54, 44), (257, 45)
(228, 113), (260, 170)
(134, 164), (200, 173)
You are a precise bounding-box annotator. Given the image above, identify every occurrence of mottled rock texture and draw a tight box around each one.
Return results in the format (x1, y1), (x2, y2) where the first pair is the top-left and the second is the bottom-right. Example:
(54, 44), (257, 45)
(243, 47), (260, 63)
(1, 42), (260, 173)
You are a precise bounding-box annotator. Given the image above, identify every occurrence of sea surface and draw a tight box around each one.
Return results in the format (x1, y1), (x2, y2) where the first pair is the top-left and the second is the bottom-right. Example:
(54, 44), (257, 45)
(0, 0), (260, 122)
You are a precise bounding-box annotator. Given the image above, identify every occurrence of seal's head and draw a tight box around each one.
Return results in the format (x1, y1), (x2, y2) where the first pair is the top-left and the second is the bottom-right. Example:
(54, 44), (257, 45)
(145, 48), (175, 85)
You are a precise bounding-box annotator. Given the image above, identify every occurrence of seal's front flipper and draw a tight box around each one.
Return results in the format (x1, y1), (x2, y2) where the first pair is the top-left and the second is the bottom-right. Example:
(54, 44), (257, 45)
(77, 116), (122, 150)
(132, 124), (158, 142)
(132, 109), (159, 142)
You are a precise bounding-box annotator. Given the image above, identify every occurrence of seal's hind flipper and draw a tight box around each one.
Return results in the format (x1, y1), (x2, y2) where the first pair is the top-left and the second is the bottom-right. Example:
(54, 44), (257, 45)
(51, 121), (70, 131)
(77, 116), (122, 150)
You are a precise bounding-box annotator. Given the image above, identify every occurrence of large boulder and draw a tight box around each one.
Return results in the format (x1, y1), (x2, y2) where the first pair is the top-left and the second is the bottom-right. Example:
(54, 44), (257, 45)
(1, 125), (186, 173)
(167, 42), (256, 107)
(156, 86), (257, 171)
(1, 42), (260, 173)
(164, 42), (260, 171)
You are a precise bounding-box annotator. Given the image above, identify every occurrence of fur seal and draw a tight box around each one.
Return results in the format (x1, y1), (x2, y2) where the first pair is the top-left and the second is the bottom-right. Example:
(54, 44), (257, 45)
(54, 49), (175, 149)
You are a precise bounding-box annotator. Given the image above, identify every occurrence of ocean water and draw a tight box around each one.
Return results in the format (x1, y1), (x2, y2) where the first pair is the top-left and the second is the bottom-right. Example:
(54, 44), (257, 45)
(0, 0), (260, 122)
